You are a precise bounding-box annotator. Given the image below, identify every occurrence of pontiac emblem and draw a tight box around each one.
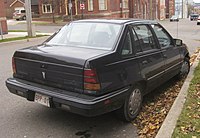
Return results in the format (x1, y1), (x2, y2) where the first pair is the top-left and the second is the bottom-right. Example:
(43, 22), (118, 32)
(42, 72), (46, 79)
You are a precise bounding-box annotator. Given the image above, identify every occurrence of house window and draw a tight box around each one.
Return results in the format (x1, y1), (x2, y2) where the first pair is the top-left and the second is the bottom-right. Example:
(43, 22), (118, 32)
(42, 4), (52, 13)
(88, 0), (93, 11)
(123, 0), (128, 8)
(99, 0), (107, 10)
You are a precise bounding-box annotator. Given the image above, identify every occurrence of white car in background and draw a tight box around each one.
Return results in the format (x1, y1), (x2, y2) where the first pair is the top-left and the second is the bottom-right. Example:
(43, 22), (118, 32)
(197, 16), (200, 25)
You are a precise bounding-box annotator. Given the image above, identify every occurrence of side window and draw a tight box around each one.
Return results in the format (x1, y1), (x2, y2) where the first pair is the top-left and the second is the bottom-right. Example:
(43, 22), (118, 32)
(130, 27), (142, 53)
(121, 30), (133, 56)
(21, 10), (26, 13)
(133, 25), (157, 51)
(151, 24), (172, 48)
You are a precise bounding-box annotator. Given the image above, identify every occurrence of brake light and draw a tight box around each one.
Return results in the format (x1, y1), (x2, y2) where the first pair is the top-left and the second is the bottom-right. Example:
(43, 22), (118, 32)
(84, 69), (100, 94)
(12, 57), (16, 74)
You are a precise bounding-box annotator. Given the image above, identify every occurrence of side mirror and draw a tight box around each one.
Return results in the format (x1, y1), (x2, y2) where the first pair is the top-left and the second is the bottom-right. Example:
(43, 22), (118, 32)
(174, 39), (182, 46)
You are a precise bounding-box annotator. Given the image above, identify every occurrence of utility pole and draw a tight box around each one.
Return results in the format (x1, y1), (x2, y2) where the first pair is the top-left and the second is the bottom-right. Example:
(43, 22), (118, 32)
(182, 0), (184, 18)
(25, 0), (33, 37)
(0, 21), (3, 40)
(150, 0), (153, 19)
(69, 0), (73, 21)
(52, 0), (55, 23)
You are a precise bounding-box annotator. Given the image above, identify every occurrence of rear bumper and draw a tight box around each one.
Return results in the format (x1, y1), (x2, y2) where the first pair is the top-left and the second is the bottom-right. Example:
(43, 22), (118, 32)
(6, 78), (129, 117)
(13, 16), (23, 19)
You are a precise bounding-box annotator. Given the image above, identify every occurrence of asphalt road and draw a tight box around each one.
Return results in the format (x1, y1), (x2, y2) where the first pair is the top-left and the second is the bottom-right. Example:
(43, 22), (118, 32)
(0, 37), (138, 138)
(7, 20), (63, 34)
(159, 18), (200, 54)
(2, 18), (200, 138)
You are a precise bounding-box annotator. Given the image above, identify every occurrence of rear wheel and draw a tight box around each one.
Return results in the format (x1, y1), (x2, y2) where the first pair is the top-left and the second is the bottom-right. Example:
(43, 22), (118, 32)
(116, 85), (143, 122)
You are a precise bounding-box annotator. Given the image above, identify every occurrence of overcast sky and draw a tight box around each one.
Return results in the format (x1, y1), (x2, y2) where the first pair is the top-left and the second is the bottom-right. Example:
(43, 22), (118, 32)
(193, 0), (200, 3)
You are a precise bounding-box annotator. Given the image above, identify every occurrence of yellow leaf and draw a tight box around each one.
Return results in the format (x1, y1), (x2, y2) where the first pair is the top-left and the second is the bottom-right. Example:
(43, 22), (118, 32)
(192, 136), (197, 138)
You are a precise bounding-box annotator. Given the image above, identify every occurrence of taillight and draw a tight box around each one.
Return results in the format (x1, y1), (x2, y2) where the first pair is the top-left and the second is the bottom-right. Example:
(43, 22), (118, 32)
(84, 69), (100, 94)
(12, 57), (16, 74)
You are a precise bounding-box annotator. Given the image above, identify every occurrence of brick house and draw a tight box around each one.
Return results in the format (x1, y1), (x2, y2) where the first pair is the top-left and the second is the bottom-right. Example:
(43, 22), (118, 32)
(165, 0), (175, 18)
(38, 0), (171, 20)
(73, 0), (161, 20)
(4, 0), (39, 18)
(0, 0), (8, 34)
(38, 0), (66, 17)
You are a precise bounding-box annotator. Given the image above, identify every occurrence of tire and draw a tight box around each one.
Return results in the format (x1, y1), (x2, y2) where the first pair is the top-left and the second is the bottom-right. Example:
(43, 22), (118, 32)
(116, 85), (143, 122)
(197, 22), (200, 25)
(23, 16), (26, 20)
(177, 57), (190, 79)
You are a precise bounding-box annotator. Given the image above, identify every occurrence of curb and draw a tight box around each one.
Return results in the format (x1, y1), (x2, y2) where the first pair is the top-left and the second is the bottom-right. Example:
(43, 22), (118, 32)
(155, 52), (200, 138)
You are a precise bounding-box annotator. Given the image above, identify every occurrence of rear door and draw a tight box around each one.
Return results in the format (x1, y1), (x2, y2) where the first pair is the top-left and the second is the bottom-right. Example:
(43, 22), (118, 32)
(151, 24), (182, 80)
(130, 24), (165, 92)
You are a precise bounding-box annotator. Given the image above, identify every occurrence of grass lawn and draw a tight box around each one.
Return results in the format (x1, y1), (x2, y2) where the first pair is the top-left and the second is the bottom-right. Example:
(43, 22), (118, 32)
(8, 30), (40, 33)
(0, 35), (48, 43)
(172, 62), (200, 138)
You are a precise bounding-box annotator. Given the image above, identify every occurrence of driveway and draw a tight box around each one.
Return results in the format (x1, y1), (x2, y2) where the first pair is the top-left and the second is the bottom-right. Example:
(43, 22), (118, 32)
(0, 37), (138, 138)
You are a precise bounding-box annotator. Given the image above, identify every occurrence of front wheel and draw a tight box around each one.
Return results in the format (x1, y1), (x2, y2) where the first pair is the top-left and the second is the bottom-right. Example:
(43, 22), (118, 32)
(23, 16), (26, 20)
(177, 57), (190, 79)
(116, 86), (143, 122)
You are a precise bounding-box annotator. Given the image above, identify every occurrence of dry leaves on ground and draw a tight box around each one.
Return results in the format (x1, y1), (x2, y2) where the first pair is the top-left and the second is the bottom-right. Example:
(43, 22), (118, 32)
(132, 49), (200, 138)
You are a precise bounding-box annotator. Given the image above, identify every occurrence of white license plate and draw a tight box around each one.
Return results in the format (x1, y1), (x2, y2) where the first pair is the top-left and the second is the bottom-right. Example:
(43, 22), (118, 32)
(34, 93), (50, 107)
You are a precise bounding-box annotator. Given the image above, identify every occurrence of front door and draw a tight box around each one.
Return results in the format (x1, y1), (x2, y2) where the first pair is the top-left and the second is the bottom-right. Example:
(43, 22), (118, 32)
(151, 24), (182, 80)
(130, 24), (165, 92)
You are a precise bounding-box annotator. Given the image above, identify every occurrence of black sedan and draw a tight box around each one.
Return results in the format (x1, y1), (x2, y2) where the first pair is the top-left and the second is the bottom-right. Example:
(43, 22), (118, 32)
(6, 19), (190, 122)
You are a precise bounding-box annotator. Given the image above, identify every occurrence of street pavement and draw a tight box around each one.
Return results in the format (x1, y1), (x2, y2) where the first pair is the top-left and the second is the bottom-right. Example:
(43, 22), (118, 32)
(7, 19), (63, 34)
(0, 37), (138, 138)
(159, 18), (200, 54)
(0, 18), (199, 138)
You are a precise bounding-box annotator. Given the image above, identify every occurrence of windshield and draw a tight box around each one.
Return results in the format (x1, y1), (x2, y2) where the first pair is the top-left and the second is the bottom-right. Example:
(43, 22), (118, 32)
(46, 22), (122, 50)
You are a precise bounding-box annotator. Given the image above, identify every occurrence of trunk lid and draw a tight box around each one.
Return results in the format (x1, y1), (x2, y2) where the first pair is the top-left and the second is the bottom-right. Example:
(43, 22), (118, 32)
(14, 45), (109, 93)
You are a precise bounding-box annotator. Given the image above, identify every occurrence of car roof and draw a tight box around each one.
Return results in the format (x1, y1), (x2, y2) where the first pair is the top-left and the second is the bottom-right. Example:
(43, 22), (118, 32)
(73, 19), (157, 25)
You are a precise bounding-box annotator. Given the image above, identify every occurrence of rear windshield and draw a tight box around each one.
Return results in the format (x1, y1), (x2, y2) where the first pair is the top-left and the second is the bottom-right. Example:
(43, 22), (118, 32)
(46, 22), (122, 50)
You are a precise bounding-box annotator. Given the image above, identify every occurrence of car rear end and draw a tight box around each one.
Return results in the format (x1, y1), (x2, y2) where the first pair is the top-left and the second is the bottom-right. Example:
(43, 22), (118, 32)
(190, 14), (199, 21)
(6, 21), (127, 116)
(197, 17), (200, 25)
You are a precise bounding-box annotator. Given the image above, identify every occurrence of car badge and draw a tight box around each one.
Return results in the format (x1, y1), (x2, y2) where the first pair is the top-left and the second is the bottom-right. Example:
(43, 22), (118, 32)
(42, 72), (46, 79)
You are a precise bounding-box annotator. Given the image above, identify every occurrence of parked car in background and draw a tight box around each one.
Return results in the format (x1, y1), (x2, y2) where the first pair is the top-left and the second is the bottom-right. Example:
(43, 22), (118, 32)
(13, 9), (26, 21)
(170, 15), (179, 22)
(190, 14), (199, 21)
(197, 16), (200, 25)
(6, 19), (190, 122)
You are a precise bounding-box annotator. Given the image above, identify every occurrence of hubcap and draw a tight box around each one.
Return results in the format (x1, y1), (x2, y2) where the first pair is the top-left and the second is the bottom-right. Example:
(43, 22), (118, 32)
(181, 61), (189, 75)
(128, 88), (142, 116)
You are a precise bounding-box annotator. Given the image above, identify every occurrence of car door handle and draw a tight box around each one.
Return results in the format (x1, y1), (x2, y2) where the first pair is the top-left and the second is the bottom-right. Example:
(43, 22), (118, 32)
(163, 54), (167, 58)
(142, 60), (148, 64)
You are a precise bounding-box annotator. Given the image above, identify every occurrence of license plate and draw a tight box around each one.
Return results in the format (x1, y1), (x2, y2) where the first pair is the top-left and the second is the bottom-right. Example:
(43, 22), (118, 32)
(34, 93), (50, 107)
